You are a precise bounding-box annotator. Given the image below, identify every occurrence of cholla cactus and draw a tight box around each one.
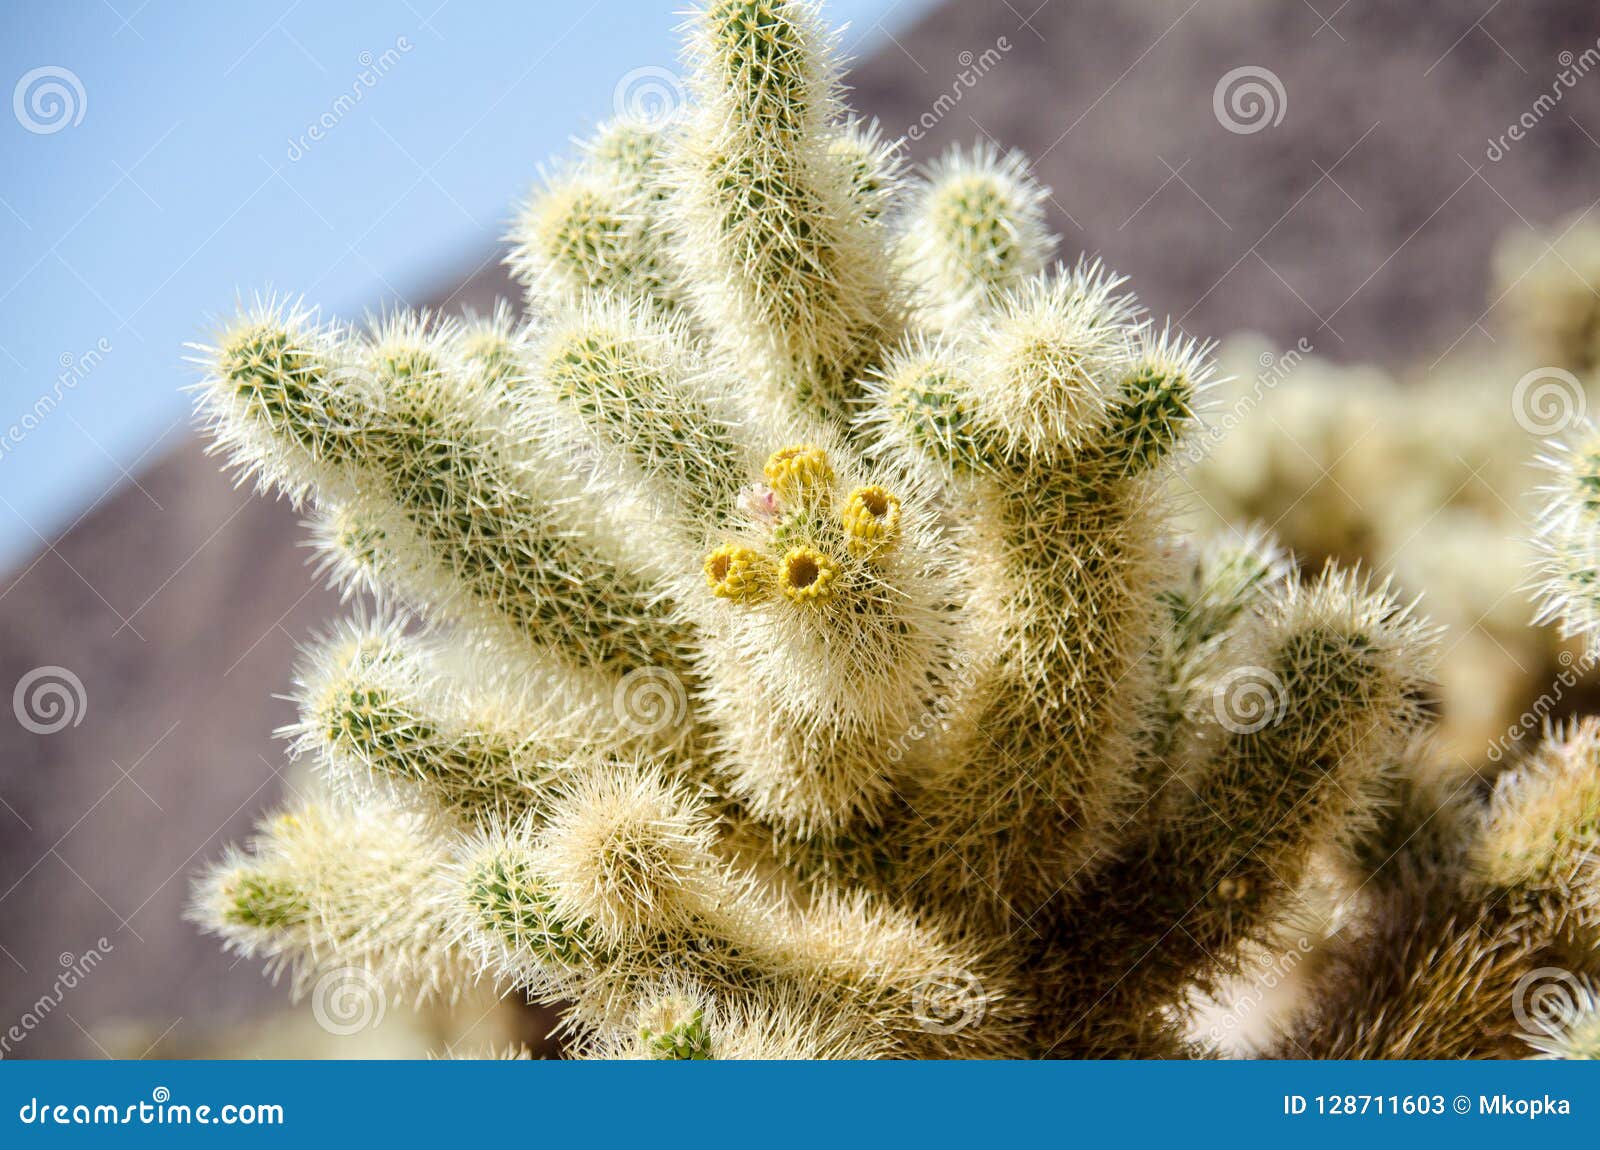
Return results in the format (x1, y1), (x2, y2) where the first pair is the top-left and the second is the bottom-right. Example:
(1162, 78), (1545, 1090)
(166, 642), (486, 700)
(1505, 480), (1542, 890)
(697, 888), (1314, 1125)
(1535, 423), (1600, 654)
(1281, 718), (1600, 1059)
(188, 0), (1545, 1058)
(1258, 432), (1600, 1061)
(1181, 332), (1588, 769)
(1495, 217), (1600, 377)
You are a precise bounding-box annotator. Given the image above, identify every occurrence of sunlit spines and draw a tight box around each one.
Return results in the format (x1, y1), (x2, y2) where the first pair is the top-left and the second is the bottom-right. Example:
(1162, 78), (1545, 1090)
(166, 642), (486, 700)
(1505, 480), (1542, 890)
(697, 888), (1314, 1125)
(553, 764), (1028, 1055)
(451, 301), (529, 393)
(1473, 719), (1600, 941)
(188, 0), (1501, 1061)
(269, 310), (694, 678)
(968, 259), (1142, 463)
(506, 166), (672, 312)
(191, 799), (471, 1005)
(306, 502), (389, 603)
(285, 616), (599, 826)
(533, 764), (721, 947)
(879, 265), (1184, 924)
(1156, 527), (1292, 665)
(1280, 719), (1600, 1060)
(1143, 527), (1293, 792)
(200, 305), (661, 672)
(1174, 569), (1435, 944)
(1043, 567), (1437, 1054)
(896, 144), (1054, 329)
(862, 335), (995, 479)
(455, 819), (599, 1001)
(828, 117), (903, 225)
(531, 300), (760, 532)
(635, 993), (714, 1059)
(451, 760), (1025, 1055)
(1533, 424), (1600, 640)
(1284, 885), (1548, 1059)
(191, 296), (352, 506)
(436, 1044), (536, 1061)
(670, 0), (901, 420)
(582, 117), (673, 194)
(1100, 327), (1213, 479)
(577, 980), (891, 1060)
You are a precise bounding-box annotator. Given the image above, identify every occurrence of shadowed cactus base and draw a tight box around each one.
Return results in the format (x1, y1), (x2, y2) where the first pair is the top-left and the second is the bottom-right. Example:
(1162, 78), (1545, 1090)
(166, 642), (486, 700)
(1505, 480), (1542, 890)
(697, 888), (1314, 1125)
(189, 0), (1600, 1059)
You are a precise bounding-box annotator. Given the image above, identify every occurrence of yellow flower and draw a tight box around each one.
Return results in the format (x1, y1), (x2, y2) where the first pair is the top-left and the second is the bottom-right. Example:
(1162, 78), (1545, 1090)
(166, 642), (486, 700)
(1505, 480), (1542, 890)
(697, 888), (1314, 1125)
(778, 546), (840, 604)
(704, 543), (769, 601)
(1214, 876), (1252, 902)
(840, 485), (902, 557)
(763, 444), (834, 500)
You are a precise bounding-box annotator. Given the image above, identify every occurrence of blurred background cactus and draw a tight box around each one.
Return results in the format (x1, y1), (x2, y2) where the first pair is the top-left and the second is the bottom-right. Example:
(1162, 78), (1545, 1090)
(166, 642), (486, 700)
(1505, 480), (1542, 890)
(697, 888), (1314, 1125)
(1181, 220), (1600, 772)
(176, 0), (1600, 1059)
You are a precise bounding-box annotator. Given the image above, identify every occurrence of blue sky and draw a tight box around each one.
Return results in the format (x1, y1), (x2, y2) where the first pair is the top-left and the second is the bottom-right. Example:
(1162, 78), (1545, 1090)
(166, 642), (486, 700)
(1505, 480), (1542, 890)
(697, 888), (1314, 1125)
(0, 0), (926, 568)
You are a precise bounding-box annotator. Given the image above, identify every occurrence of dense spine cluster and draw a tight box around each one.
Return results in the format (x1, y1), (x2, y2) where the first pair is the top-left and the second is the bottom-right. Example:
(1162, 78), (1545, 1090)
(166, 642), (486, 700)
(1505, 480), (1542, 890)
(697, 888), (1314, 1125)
(190, 0), (1600, 1059)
